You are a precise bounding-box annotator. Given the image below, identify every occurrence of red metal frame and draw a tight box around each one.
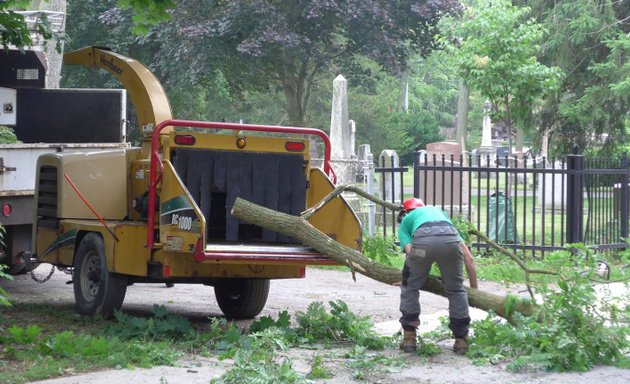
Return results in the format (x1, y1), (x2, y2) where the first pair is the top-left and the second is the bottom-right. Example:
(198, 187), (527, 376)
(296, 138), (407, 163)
(147, 119), (335, 249)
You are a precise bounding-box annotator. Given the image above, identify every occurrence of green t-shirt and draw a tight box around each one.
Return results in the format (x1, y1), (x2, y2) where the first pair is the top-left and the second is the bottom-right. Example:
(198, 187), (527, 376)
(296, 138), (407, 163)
(398, 205), (458, 250)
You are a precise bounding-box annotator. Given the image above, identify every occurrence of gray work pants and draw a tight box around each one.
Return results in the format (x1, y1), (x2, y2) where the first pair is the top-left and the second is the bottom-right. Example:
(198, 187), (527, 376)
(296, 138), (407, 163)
(399, 224), (471, 338)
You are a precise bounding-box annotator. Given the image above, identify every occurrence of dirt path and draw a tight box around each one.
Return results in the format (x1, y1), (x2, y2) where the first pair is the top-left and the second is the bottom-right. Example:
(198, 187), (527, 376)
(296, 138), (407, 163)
(3, 264), (629, 384)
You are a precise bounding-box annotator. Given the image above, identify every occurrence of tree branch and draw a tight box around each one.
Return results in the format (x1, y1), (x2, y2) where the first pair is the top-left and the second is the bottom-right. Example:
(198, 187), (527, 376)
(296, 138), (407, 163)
(232, 197), (536, 325)
(300, 184), (400, 220)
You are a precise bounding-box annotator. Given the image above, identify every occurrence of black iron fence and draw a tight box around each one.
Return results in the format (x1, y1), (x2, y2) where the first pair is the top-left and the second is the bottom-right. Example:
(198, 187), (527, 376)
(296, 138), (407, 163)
(376, 148), (630, 256)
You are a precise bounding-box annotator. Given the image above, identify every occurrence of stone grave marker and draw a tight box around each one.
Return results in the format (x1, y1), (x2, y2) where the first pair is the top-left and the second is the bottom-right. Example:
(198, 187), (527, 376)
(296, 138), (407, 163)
(330, 74), (350, 160)
(418, 141), (468, 206)
(378, 150), (401, 204)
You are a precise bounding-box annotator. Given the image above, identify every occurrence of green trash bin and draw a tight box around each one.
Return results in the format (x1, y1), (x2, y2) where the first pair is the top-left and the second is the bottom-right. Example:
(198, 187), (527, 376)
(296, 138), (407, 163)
(488, 192), (518, 243)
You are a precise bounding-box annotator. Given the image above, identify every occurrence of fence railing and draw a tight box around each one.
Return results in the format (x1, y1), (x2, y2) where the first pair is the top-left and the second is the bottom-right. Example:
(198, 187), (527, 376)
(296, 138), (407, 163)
(375, 148), (630, 256)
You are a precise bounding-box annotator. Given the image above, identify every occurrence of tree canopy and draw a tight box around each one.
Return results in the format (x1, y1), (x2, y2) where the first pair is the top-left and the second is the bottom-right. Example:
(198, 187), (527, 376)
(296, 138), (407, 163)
(4, 0), (628, 159)
(440, 0), (562, 153)
(147, 0), (462, 126)
(516, 0), (629, 155)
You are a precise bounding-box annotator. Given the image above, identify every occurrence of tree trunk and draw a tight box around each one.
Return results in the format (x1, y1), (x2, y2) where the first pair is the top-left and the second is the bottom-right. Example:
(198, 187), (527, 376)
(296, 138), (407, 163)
(281, 64), (306, 126)
(231, 198), (535, 324)
(455, 80), (469, 150)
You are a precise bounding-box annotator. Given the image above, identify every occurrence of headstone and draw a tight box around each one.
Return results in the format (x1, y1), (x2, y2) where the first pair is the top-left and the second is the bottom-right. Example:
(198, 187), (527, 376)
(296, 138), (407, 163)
(477, 100), (495, 166)
(537, 160), (566, 209)
(425, 142), (462, 162)
(418, 141), (468, 206)
(358, 145), (376, 236)
(358, 144), (371, 162)
(481, 100), (493, 148)
(378, 150), (401, 204)
(496, 146), (510, 166)
(349, 119), (356, 157)
(330, 74), (350, 160)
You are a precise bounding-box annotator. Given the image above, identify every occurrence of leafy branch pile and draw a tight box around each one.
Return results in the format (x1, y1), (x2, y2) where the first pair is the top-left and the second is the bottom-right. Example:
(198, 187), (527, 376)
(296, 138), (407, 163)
(468, 246), (630, 372)
(0, 323), (181, 382)
(0, 225), (13, 314)
(0, 300), (403, 383)
(209, 299), (395, 383)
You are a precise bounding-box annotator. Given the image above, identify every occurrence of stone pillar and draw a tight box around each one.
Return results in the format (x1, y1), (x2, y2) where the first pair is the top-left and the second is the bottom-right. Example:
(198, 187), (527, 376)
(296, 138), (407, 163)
(330, 75), (350, 160)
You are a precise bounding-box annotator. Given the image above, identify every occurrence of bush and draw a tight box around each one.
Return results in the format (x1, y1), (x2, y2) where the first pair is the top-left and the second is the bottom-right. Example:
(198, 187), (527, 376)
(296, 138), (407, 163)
(0, 126), (20, 144)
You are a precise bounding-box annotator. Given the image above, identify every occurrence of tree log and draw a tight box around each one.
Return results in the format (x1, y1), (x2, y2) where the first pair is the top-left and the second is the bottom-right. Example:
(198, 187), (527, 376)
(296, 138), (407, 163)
(231, 197), (535, 323)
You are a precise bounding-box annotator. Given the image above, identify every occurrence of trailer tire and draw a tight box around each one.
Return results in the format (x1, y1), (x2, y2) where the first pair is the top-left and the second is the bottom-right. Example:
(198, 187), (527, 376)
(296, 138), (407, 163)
(214, 279), (270, 319)
(73, 233), (127, 318)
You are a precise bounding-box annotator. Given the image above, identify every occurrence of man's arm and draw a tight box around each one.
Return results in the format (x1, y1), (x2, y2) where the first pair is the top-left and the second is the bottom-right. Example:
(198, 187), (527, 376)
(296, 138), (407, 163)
(460, 241), (478, 289)
(398, 218), (413, 253)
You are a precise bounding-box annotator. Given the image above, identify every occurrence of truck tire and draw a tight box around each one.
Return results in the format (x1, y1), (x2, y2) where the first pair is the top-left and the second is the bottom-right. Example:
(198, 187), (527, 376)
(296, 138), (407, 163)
(73, 233), (127, 317)
(214, 279), (270, 319)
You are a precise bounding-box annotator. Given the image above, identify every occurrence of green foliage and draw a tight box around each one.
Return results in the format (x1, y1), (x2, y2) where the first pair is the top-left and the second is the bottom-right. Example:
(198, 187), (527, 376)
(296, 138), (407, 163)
(6, 325), (42, 344)
(344, 345), (406, 380)
(362, 236), (404, 268)
(117, 0), (175, 34)
(295, 301), (387, 350)
(389, 111), (443, 164)
(0, 1), (38, 49)
(105, 305), (193, 341)
(211, 328), (309, 384)
(0, 324), (180, 382)
(307, 355), (333, 380)
(469, 247), (630, 372)
(440, 0), (562, 149)
(0, 126), (20, 144)
(417, 342), (441, 357)
(141, 0), (463, 126)
(0, 267), (12, 309)
(249, 310), (292, 334)
(211, 300), (399, 382)
(0, 226), (13, 311)
(451, 215), (474, 247)
(518, 0), (629, 155)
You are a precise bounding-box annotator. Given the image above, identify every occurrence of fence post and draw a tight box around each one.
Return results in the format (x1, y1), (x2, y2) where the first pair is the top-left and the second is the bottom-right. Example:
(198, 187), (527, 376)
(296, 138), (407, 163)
(620, 153), (629, 242)
(413, 148), (420, 198)
(366, 152), (376, 236)
(566, 145), (584, 244)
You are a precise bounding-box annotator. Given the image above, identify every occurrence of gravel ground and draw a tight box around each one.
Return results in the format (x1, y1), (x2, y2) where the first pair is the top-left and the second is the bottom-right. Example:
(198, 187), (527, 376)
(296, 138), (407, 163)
(2, 264), (628, 384)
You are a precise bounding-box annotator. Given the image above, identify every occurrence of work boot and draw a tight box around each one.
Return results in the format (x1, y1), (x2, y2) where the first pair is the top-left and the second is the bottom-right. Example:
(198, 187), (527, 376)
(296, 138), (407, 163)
(453, 338), (468, 355)
(399, 330), (417, 353)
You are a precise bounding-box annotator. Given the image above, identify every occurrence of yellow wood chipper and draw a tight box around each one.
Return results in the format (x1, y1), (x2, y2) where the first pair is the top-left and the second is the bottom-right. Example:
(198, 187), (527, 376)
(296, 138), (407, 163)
(33, 47), (361, 318)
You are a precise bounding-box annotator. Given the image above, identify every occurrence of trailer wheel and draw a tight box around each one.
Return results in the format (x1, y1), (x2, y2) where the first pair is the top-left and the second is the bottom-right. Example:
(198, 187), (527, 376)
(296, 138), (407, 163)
(73, 233), (127, 317)
(214, 279), (270, 319)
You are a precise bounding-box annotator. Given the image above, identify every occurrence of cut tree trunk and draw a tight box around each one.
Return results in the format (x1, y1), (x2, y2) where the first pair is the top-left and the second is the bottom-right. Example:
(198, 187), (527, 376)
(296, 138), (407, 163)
(231, 198), (535, 324)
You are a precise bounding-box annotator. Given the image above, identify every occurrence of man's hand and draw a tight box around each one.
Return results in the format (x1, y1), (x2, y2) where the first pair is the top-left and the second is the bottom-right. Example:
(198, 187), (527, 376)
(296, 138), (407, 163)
(404, 243), (412, 255)
(460, 242), (478, 289)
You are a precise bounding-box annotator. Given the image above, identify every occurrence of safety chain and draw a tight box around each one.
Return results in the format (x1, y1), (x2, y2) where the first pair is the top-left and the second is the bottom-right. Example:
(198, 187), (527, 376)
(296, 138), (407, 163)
(58, 266), (73, 275)
(30, 264), (56, 283)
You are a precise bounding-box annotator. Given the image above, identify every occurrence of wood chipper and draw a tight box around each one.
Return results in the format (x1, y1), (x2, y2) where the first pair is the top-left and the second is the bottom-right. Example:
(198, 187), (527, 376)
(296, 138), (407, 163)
(33, 47), (361, 318)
